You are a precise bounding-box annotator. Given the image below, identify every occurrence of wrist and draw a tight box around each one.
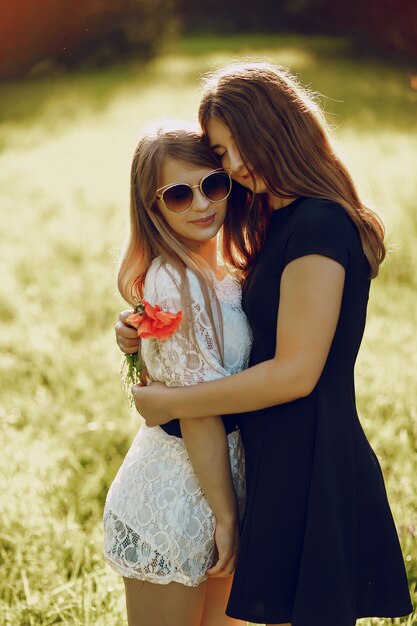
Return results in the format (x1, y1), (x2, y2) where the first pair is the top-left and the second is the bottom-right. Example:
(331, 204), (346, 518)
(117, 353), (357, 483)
(165, 388), (182, 420)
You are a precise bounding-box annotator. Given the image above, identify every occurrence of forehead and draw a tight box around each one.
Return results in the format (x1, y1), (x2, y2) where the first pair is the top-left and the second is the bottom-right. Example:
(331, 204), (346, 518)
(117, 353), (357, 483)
(206, 118), (233, 146)
(158, 157), (214, 187)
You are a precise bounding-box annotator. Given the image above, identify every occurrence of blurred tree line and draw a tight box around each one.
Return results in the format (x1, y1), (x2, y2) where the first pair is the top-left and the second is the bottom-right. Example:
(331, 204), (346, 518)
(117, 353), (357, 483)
(0, 0), (176, 80)
(0, 0), (415, 81)
(179, 0), (417, 61)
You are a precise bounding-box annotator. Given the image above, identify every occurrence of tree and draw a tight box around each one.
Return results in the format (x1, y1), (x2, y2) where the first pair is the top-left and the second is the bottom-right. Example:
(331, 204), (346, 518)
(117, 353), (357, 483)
(0, 0), (177, 81)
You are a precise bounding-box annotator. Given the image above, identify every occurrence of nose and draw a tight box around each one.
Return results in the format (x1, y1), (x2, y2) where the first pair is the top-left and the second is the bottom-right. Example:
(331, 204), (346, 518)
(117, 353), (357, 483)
(228, 145), (245, 176)
(192, 186), (210, 211)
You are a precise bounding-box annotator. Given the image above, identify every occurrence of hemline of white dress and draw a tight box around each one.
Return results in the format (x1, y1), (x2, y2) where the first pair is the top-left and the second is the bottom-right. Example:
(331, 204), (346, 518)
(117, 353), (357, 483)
(104, 546), (210, 587)
(103, 425), (246, 588)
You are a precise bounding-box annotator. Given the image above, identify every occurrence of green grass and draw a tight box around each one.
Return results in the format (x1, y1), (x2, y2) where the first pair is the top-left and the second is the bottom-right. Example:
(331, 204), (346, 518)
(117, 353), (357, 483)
(0, 34), (416, 625)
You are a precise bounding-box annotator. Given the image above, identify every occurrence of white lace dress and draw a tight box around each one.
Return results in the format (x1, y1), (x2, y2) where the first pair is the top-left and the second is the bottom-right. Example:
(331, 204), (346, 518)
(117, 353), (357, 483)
(103, 259), (252, 587)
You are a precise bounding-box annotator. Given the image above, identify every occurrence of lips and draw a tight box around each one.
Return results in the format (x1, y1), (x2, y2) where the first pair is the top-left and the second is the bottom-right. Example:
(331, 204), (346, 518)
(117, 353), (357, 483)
(240, 171), (254, 182)
(190, 214), (216, 225)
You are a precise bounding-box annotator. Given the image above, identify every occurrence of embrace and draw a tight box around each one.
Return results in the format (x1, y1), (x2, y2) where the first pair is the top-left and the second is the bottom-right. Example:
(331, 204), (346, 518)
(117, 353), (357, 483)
(103, 62), (412, 626)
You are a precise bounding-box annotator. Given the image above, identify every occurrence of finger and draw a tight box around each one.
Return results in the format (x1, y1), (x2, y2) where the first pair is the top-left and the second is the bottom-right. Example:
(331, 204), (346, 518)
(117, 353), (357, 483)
(120, 345), (140, 355)
(119, 310), (141, 332)
(207, 553), (231, 577)
(139, 370), (150, 385)
(222, 555), (237, 577)
(116, 335), (139, 346)
(117, 338), (140, 353)
(207, 566), (232, 578)
(119, 309), (134, 322)
(209, 555), (236, 578)
(115, 321), (138, 339)
(131, 383), (145, 396)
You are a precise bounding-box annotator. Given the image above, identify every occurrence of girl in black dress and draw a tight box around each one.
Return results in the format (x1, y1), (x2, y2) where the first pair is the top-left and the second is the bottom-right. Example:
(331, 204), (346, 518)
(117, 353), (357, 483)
(119, 63), (412, 626)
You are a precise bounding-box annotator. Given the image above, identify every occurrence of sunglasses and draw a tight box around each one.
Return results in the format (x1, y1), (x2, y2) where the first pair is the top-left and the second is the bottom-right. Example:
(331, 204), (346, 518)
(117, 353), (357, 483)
(156, 169), (232, 214)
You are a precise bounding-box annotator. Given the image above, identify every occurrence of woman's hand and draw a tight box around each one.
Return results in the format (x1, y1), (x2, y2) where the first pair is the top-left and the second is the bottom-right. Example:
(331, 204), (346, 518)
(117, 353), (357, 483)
(115, 310), (140, 354)
(131, 381), (173, 426)
(207, 520), (240, 578)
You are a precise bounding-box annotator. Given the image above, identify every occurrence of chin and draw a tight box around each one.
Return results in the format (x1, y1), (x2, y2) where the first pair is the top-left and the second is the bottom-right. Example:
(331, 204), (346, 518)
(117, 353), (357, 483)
(253, 179), (268, 194)
(239, 176), (267, 195)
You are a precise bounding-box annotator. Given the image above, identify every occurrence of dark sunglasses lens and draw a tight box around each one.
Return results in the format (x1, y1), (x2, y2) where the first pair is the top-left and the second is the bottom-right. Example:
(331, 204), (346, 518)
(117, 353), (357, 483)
(163, 184), (193, 213)
(202, 172), (231, 201)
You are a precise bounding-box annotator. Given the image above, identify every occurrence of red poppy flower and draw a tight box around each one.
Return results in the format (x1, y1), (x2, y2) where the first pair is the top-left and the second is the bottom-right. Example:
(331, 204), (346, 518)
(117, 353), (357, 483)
(126, 300), (182, 340)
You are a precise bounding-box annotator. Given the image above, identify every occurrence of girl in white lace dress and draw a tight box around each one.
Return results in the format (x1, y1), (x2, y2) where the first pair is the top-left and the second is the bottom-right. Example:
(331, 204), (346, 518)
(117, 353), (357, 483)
(103, 122), (251, 626)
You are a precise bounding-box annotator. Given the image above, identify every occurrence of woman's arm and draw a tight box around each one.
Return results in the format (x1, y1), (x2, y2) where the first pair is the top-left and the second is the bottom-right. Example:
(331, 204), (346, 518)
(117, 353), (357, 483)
(135, 263), (240, 575)
(132, 254), (345, 423)
(180, 417), (239, 576)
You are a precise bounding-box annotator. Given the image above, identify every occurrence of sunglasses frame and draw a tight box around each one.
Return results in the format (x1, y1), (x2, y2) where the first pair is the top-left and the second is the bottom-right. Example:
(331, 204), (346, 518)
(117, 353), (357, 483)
(156, 168), (232, 214)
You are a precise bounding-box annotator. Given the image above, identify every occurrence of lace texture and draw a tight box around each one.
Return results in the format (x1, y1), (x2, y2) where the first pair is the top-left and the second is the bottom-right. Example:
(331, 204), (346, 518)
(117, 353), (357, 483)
(104, 426), (245, 586)
(141, 261), (250, 386)
(103, 259), (252, 586)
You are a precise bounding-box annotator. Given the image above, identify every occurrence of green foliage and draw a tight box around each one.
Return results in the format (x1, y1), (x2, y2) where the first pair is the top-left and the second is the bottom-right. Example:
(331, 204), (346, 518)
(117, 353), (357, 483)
(0, 0), (178, 81)
(177, 0), (417, 59)
(0, 35), (416, 625)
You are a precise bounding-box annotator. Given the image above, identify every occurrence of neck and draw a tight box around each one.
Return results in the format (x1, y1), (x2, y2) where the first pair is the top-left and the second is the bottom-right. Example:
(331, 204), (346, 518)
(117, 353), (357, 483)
(268, 192), (298, 210)
(184, 237), (219, 272)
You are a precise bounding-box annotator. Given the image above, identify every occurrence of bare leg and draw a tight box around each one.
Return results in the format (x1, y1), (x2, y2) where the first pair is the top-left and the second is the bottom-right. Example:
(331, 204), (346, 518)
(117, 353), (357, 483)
(200, 576), (246, 626)
(123, 577), (207, 626)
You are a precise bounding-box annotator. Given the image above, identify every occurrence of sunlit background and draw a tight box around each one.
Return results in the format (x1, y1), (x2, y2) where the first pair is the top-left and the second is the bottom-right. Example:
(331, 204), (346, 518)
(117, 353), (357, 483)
(0, 1), (416, 624)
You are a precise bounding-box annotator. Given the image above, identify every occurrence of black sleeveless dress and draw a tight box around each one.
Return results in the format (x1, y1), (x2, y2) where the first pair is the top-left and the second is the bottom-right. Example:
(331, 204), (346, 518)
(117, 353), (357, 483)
(226, 197), (412, 626)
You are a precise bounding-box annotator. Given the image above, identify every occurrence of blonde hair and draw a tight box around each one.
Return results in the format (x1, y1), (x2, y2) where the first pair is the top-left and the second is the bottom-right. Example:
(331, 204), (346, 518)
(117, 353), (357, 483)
(118, 120), (226, 360)
(199, 62), (385, 278)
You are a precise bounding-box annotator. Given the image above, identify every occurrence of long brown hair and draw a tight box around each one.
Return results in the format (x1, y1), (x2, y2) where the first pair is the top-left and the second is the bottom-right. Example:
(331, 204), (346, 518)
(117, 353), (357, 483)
(118, 120), (229, 360)
(199, 62), (385, 278)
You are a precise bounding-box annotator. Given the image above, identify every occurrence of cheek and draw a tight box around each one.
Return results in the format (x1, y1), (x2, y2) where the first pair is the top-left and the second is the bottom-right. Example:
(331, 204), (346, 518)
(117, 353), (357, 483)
(166, 215), (187, 236)
(217, 201), (228, 222)
(157, 205), (185, 235)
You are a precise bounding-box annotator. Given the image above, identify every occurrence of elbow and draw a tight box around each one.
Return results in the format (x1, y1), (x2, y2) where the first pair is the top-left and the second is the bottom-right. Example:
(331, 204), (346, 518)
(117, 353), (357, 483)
(270, 357), (319, 401)
(296, 377), (317, 398)
(294, 365), (322, 398)
(288, 376), (315, 400)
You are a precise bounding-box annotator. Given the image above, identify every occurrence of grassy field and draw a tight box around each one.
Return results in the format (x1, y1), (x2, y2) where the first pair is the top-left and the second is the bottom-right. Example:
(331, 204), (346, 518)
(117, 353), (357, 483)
(0, 34), (416, 625)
